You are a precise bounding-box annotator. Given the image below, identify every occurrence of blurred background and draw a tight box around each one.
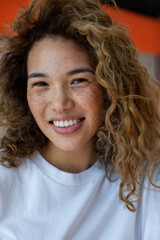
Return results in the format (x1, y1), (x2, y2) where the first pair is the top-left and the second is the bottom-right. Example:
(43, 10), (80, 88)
(103, 0), (160, 80)
(103, 0), (160, 17)
(0, 0), (160, 79)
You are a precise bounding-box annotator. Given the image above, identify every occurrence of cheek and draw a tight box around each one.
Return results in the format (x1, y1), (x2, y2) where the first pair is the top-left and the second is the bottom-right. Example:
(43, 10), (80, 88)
(27, 92), (46, 117)
(78, 87), (104, 118)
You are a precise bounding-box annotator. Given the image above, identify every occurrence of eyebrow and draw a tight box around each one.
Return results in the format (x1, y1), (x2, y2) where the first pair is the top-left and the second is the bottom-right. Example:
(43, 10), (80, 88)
(28, 72), (48, 80)
(27, 67), (94, 80)
(66, 68), (94, 75)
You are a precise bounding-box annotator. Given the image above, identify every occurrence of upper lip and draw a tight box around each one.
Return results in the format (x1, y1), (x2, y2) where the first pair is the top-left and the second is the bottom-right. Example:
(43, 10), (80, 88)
(49, 116), (85, 121)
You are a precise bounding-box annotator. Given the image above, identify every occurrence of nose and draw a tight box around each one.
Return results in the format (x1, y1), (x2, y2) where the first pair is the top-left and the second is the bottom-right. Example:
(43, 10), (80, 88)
(49, 85), (74, 113)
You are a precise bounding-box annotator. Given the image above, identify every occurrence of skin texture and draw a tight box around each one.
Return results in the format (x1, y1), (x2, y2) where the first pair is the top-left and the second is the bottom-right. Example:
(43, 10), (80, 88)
(27, 36), (104, 173)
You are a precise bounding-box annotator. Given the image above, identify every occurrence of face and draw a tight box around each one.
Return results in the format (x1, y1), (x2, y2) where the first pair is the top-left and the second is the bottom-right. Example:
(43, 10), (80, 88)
(27, 36), (104, 152)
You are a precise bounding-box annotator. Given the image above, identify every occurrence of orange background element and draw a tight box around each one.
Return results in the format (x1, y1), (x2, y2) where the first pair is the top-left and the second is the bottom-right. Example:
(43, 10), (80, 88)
(0, 0), (29, 28)
(0, 1), (160, 55)
(104, 5), (160, 55)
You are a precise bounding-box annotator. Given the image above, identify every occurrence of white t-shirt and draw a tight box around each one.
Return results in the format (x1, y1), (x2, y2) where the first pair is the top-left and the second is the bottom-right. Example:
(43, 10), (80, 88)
(0, 151), (159, 240)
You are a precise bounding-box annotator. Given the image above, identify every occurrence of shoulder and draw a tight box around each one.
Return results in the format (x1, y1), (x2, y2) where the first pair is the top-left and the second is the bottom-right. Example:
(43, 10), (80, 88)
(147, 166), (160, 223)
(138, 167), (160, 238)
(0, 152), (37, 184)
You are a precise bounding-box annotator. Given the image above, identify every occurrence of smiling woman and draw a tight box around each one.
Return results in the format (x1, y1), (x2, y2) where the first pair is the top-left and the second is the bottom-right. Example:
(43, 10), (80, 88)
(0, 0), (160, 239)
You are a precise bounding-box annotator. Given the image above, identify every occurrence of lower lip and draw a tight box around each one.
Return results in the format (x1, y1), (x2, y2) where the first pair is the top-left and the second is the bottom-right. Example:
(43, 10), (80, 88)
(50, 119), (85, 135)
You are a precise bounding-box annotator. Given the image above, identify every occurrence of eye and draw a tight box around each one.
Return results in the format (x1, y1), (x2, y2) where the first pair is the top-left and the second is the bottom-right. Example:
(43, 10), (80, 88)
(33, 81), (48, 87)
(72, 78), (88, 84)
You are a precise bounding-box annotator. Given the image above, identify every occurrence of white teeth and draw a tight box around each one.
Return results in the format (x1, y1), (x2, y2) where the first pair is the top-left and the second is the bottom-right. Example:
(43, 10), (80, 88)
(59, 121), (64, 127)
(53, 119), (81, 128)
(69, 120), (72, 125)
(64, 120), (69, 127)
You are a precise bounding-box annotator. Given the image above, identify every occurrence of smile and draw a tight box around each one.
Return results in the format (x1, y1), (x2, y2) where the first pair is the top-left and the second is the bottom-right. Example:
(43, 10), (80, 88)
(50, 118), (84, 128)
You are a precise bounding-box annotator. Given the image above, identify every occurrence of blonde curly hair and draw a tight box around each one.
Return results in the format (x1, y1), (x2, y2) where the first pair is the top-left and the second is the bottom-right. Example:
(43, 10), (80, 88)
(0, 0), (159, 211)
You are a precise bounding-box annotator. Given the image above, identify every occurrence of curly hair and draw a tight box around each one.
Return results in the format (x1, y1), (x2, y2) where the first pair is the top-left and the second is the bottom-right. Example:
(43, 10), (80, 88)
(0, 0), (159, 211)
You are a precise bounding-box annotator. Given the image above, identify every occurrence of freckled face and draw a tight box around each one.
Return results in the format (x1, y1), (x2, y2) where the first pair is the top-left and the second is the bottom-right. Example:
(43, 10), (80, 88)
(27, 36), (104, 152)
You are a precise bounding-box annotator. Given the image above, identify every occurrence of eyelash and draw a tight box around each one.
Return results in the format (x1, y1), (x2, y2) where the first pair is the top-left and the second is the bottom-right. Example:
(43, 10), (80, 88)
(72, 78), (88, 84)
(33, 81), (48, 87)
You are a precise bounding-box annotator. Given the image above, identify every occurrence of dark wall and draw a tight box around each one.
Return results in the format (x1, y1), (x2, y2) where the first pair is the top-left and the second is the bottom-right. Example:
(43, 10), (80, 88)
(102, 0), (160, 17)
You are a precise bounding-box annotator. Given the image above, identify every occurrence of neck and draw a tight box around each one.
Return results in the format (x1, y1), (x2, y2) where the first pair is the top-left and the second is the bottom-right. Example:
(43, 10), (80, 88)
(40, 141), (97, 173)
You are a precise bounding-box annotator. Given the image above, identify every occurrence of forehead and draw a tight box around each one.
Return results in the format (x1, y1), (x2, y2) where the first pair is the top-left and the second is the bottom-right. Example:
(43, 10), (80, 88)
(27, 36), (93, 74)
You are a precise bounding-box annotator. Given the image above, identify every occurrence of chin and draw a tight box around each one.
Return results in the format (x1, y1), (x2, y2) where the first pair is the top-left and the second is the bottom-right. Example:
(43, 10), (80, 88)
(56, 144), (81, 152)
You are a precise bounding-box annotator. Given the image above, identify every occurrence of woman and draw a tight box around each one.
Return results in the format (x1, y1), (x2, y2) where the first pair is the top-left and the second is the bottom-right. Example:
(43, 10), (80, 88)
(0, 0), (159, 239)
